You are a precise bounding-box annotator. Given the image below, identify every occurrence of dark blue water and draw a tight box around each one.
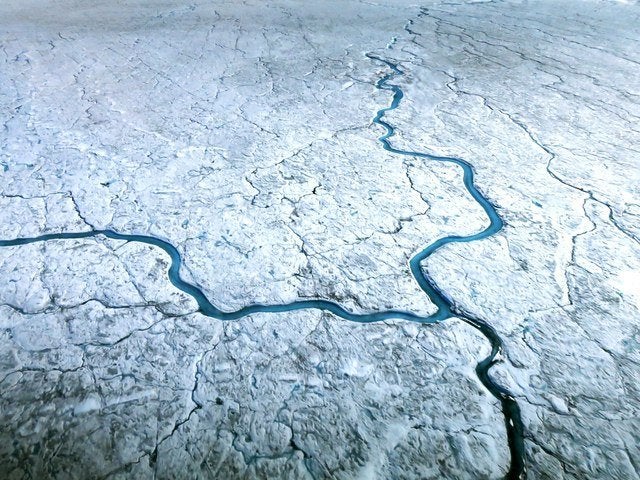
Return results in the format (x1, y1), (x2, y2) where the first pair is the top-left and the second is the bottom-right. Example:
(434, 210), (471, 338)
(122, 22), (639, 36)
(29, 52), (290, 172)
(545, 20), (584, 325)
(0, 55), (525, 479)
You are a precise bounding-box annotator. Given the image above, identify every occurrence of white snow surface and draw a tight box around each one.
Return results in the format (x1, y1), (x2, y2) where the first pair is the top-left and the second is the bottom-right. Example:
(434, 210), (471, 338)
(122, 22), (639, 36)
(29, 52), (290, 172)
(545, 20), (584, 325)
(1, 0), (639, 478)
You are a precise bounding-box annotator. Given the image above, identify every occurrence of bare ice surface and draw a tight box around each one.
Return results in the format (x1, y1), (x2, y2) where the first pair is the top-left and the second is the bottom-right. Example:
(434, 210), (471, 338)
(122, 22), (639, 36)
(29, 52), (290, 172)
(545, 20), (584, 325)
(1, 1), (639, 479)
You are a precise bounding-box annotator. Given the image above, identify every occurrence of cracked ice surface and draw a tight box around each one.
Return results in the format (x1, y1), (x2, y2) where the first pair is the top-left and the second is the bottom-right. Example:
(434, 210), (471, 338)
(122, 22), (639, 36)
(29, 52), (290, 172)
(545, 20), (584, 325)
(0, 239), (507, 479)
(0, 0), (480, 316)
(1, 0), (639, 479)
(389, 2), (640, 478)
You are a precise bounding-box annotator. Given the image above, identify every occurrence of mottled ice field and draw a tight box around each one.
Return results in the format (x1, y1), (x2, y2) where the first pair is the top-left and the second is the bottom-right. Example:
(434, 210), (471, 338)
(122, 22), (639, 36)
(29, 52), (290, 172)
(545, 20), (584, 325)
(1, 1), (639, 479)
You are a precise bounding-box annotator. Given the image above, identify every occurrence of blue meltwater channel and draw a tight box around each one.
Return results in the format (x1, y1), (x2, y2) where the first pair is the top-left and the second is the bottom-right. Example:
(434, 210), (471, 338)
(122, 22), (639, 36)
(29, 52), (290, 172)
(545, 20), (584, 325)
(0, 54), (526, 479)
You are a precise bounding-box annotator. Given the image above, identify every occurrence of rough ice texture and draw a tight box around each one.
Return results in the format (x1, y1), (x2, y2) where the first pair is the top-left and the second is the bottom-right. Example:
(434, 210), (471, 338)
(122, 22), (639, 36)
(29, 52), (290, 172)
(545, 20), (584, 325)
(0, 0), (638, 479)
